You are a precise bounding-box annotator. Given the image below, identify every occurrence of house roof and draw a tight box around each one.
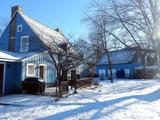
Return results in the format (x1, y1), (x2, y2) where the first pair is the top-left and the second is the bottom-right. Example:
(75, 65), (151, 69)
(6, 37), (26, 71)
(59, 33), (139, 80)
(97, 49), (136, 65)
(0, 9), (80, 62)
(19, 11), (81, 57)
(0, 50), (37, 62)
(19, 11), (68, 52)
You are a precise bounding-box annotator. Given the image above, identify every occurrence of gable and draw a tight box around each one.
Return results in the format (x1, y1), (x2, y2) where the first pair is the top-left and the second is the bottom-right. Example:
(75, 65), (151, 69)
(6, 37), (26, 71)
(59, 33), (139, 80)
(0, 12), (46, 52)
(15, 12), (46, 52)
(0, 8), (73, 54)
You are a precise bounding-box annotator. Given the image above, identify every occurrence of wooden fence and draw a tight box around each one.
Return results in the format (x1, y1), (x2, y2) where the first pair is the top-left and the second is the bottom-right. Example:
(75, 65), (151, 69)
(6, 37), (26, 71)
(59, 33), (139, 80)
(76, 77), (92, 88)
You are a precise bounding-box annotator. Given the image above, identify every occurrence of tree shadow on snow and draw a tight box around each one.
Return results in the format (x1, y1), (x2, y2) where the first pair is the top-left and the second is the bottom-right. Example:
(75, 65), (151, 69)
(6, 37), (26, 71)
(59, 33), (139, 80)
(39, 89), (160, 120)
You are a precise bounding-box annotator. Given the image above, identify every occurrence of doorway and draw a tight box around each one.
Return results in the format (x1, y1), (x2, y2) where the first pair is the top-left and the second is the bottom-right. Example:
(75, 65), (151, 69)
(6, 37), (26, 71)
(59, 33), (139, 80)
(39, 65), (45, 80)
(0, 64), (4, 94)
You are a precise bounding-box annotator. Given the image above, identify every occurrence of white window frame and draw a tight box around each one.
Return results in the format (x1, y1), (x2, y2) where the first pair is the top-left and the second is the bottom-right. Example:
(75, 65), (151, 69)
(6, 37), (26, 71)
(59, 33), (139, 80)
(39, 64), (46, 81)
(20, 35), (29, 52)
(17, 25), (23, 32)
(125, 69), (130, 78)
(99, 69), (106, 78)
(26, 63), (35, 77)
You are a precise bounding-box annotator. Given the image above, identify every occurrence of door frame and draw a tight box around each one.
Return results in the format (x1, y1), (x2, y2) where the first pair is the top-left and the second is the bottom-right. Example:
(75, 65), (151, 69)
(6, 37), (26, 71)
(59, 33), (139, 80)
(0, 62), (6, 95)
(39, 64), (46, 81)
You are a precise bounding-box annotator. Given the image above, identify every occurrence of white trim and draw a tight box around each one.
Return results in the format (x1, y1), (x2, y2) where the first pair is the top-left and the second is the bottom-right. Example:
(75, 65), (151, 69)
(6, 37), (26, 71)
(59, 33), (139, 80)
(20, 35), (29, 52)
(26, 63), (35, 77)
(17, 25), (23, 32)
(0, 62), (6, 95)
(39, 64), (46, 81)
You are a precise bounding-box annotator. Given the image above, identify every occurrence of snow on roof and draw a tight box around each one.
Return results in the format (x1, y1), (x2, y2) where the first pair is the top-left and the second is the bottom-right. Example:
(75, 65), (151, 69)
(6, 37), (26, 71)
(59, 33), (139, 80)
(97, 49), (136, 65)
(0, 50), (36, 62)
(19, 12), (67, 47)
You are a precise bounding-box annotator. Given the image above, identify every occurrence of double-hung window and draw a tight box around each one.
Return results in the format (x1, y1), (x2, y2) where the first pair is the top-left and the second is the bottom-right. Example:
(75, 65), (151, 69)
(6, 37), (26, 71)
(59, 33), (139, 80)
(20, 36), (29, 52)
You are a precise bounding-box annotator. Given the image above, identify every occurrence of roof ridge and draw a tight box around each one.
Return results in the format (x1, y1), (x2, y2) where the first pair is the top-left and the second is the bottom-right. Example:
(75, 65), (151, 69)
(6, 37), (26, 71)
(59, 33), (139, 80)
(18, 11), (62, 35)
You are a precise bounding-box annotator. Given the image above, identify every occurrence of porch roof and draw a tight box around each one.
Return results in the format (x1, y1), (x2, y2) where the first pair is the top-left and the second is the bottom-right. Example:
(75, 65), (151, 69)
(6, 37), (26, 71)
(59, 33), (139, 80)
(0, 50), (37, 62)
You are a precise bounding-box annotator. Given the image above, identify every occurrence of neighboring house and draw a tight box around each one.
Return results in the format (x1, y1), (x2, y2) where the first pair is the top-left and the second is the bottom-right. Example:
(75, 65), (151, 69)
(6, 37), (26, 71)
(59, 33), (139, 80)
(0, 5), (84, 95)
(96, 47), (154, 79)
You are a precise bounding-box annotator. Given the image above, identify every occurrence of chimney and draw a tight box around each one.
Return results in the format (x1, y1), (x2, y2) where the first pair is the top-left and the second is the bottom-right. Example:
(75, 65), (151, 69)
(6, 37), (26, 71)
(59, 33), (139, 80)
(11, 5), (23, 18)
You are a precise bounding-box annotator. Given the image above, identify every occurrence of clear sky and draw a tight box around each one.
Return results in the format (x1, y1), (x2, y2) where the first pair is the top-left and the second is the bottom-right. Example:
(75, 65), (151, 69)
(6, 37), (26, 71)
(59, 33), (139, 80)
(0, 0), (91, 38)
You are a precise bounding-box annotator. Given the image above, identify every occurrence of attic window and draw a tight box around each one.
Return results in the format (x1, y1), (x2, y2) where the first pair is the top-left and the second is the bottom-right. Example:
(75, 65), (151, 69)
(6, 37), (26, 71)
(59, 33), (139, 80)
(20, 36), (29, 52)
(17, 25), (22, 32)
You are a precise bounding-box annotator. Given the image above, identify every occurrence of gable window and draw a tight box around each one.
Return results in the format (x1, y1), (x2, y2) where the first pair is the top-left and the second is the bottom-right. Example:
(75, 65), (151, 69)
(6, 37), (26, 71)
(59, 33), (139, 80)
(20, 36), (29, 52)
(26, 64), (35, 76)
(17, 25), (23, 32)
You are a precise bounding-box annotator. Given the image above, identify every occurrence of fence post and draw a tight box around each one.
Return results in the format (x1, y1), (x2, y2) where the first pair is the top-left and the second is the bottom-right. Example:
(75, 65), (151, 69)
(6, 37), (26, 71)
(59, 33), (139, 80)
(71, 70), (77, 94)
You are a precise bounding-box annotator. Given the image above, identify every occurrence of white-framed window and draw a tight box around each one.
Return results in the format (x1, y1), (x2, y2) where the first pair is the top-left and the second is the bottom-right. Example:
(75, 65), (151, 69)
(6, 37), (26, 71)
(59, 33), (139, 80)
(125, 69), (130, 78)
(99, 69), (106, 79)
(39, 64), (46, 80)
(17, 25), (23, 32)
(20, 35), (29, 52)
(26, 63), (35, 76)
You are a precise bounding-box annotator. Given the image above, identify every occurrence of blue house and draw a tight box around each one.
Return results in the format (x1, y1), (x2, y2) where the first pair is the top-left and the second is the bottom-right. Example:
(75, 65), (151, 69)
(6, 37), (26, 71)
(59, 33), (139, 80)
(0, 5), (81, 95)
(96, 47), (153, 79)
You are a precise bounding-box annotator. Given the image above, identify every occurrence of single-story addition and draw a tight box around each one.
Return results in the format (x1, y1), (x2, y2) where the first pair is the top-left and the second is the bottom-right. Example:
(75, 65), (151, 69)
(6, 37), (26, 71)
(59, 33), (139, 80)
(0, 5), (85, 95)
(96, 47), (154, 79)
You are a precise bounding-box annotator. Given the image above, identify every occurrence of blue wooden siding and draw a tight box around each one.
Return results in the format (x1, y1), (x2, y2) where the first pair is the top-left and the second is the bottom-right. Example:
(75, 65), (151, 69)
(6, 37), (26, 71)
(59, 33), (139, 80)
(96, 63), (142, 79)
(4, 62), (22, 94)
(0, 25), (10, 51)
(22, 53), (56, 83)
(0, 12), (46, 52)
(16, 13), (46, 52)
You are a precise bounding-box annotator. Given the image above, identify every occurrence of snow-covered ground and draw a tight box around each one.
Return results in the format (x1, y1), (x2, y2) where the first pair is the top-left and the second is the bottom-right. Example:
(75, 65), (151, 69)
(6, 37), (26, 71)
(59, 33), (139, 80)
(0, 79), (160, 120)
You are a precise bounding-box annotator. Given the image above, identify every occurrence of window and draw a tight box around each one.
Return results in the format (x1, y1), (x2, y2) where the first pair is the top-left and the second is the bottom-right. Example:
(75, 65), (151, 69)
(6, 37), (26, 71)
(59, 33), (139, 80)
(17, 25), (22, 32)
(39, 64), (46, 80)
(125, 69), (130, 78)
(20, 36), (29, 52)
(26, 64), (35, 76)
(99, 69), (106, 79)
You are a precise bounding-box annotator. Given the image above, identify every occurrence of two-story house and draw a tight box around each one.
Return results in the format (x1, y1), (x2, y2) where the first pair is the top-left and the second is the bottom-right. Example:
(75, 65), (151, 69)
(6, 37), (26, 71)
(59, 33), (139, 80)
(0, 5), (80, 95)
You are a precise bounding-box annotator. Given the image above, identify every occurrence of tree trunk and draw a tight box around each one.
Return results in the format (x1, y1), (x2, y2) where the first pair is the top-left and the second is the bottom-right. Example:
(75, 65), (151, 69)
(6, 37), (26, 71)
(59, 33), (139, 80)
(106, 50), (113, 83)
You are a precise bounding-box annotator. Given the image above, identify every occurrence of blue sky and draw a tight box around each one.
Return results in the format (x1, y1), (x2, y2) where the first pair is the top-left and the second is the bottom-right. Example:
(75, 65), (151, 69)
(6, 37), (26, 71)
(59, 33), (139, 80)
(0, 0), (91, 38)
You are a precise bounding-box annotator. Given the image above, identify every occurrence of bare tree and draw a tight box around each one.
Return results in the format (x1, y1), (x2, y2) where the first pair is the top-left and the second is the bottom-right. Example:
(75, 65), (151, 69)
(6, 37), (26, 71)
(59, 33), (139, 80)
(85, 0), (160, 69)
(85, 11), (116, 82)
(37, 30), (84, 99)
(73, 38), (97, 66)
(0, 17), (8, 37)
(83, 0), (160, 81)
